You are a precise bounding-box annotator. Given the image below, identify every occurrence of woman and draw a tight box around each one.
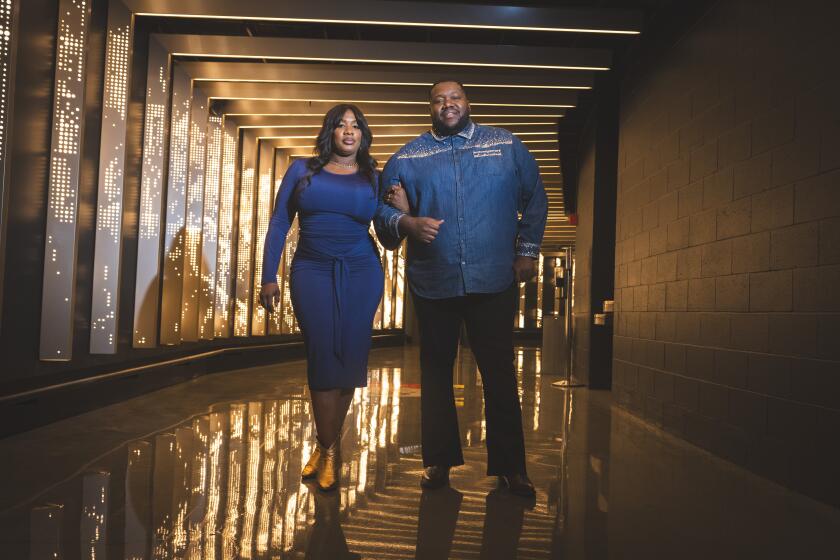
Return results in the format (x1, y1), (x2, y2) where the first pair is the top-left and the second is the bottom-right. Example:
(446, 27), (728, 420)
(260, 104), (405, 492)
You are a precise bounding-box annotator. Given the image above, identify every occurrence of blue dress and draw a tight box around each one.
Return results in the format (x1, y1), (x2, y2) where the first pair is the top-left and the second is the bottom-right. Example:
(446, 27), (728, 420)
(262, 159), (384, 390)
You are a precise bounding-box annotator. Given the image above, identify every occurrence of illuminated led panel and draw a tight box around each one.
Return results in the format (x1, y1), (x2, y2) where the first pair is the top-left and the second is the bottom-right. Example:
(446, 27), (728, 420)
(395, 241), (405, 329)
(369, 226), (384, 330)
(198, 114), (222, 340)
(40, 0), (91, 360)
(90, 1), (133, 354)
(278, 217), (300, 335)
(159, 65), (191, 345)
(383, 248), (393, 329)
(251, 141), (275, 335)
(234, 131), (257, 336)
(133, 37), (171, 348)
(213, 117), (237, 338)
(0, 0), (18, 326)
(179, 88), (209, 342)
(268, 151), (289, 336)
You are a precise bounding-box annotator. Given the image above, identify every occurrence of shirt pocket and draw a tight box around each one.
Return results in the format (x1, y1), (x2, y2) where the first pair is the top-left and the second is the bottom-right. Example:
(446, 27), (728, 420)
(467, 145), (508, 176)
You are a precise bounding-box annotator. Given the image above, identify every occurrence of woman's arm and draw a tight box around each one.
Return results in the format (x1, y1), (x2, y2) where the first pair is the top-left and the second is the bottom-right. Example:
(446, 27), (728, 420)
(259, 161), (303, 311)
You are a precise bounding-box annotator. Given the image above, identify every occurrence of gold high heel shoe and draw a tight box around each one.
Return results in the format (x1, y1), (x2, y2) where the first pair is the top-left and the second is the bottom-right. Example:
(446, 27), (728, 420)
(316, 439), (340, 492)
(301, 445), (321, 480)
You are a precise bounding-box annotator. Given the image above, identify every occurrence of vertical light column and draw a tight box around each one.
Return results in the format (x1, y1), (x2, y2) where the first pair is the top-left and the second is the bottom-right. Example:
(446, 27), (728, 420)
(0, 0), (19, 328)
(132, 37), (170, 348)
(213, 117), (237, 338)
(268, 150), (289, 336)
(278, 218), (300, 335)
(180, 88), (208, 342)
(395, 241), (405, 329)
(370, 228), (384, 330)
(198, 114), (222, 340)
(40, 0), (91, 360)
(89, 0), (133, 354)
(234, 131), (257, 337)
(159, 65), (191, 345)
(251, 141), (275, 336)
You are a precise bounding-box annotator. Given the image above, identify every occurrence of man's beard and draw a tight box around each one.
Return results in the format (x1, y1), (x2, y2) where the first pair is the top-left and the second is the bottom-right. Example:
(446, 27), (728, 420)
(432, 107), (471, 136)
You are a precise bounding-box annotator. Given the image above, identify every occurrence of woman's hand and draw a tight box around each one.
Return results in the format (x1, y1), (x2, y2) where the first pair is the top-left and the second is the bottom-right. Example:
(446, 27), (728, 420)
(259, 282), (281, 312)
(384, 183), (410, 213)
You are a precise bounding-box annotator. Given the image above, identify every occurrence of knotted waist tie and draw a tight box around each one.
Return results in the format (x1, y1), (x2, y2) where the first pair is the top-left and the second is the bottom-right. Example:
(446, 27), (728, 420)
(331, 256), (350, 364)
(296, 240), (373, 365)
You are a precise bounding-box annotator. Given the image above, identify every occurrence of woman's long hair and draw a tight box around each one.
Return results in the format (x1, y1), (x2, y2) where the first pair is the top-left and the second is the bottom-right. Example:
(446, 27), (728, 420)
(295, 104), (378, 196)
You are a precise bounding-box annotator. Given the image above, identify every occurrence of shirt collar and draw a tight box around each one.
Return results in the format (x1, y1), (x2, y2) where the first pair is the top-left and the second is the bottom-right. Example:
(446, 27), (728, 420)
(430, 120), (475, 142)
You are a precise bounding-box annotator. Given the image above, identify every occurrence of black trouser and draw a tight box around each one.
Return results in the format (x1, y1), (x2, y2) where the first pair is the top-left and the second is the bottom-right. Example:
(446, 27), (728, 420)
(412, 283), (527, 476)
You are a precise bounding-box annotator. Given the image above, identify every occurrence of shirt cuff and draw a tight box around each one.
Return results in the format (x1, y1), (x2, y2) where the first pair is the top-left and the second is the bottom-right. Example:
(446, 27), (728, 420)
(516, 240), (540, 258)
(390, 212), (406, 238)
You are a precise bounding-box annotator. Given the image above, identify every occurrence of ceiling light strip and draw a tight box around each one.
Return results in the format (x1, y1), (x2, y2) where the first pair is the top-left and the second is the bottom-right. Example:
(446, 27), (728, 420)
(175, 53), (608, 72)
(194, 78), (590, 90)
(136, 13), (639, 35)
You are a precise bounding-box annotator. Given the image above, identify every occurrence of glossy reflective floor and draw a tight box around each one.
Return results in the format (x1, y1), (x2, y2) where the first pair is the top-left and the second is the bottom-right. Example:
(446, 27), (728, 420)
(2, 346), (839, 559)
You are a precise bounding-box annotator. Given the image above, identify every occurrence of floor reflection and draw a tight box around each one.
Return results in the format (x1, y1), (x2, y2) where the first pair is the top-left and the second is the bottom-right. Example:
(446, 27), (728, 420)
(3, 346), (839, 559)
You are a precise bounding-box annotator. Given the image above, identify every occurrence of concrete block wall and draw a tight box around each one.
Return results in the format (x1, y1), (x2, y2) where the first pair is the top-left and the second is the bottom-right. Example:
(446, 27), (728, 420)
(611, 0), (840, 506)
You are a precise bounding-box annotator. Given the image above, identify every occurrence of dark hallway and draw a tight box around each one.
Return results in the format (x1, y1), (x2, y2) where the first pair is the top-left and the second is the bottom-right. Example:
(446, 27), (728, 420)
(0, 0), (839, 558)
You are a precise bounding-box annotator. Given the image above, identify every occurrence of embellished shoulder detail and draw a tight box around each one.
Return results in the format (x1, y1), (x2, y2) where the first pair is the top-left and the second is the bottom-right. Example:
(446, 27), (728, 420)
(462, 124), (514, 150)
(395, 133), (452, 160)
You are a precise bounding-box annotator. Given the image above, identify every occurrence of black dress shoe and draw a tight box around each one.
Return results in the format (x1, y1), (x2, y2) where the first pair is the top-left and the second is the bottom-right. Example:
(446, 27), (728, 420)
(420, 465), (450, 489)
(497, 473), (536, 498)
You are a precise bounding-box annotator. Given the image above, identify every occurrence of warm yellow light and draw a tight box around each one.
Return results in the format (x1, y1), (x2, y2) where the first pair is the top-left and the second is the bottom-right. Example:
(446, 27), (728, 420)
(178, 53), (608, 72)
(195, 77), (591, 90)
(144, 13), (639, 35)
(211, 96), (573, 108)
(237, 121), (556, 129)
(225, 112), (565, 118)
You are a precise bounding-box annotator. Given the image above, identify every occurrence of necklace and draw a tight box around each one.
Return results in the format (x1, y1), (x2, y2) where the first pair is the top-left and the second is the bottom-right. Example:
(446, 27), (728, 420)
(328, 159), (358, 169)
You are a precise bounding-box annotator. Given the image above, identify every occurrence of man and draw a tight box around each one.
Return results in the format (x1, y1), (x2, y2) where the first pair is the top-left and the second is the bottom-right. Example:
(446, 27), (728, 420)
(374, 80), (547, 497)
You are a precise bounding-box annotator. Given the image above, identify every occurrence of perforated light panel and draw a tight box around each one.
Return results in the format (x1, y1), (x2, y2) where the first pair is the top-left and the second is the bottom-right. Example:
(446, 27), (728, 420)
(180, 88), (208, 342)
(198, 114), (222, 340)
(133, 37), (170, 348)
(251, 141), (275, 335)
(40, 0), (91, 360)
(234, 131), (256, 336)
(90, 0), (133, 354)
(159, 65), (191, 345)
(213, 117), (237, 338)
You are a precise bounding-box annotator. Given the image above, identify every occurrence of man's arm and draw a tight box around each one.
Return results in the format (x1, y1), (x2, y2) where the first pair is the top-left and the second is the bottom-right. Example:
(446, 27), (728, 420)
(513, 135), (548, 258)
(512, 135), (548, 281)
(373, 157), (407, 250)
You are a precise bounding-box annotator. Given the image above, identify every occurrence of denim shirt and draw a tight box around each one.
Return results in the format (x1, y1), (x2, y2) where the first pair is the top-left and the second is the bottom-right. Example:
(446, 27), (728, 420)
(373, 121), (548, 299)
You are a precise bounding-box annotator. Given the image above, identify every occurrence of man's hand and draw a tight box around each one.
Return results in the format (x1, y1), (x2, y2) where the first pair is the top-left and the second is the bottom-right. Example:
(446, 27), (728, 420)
(400, 216), (444, 244)
(259, 282), (281, 312)
(513, 256), (537, 283)
(384, 183), (409, 213)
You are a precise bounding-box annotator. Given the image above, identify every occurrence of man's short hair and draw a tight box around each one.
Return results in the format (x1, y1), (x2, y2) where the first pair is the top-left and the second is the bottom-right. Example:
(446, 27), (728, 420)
(429, 80), (467, 100)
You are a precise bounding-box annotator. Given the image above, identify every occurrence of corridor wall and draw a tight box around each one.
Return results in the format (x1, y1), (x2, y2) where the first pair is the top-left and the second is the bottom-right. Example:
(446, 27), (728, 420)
(609, 0), (840, 506)
(0, 0), (405, 401)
